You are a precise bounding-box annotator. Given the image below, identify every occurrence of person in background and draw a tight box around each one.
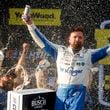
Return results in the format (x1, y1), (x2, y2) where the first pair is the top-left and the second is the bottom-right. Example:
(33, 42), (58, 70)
(14, 43), (37, 90)
(0, 68), (16, 110)
(15, 42), (57, 90)
(22, 6), (110, 110)
(35, 58), (57, 90)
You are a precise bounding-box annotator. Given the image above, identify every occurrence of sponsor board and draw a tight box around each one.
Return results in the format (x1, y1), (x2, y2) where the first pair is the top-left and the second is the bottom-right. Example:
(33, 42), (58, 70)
(104, 75), (110, 90)
(95, 29), (110, 65)
(9, 8), (61, 26)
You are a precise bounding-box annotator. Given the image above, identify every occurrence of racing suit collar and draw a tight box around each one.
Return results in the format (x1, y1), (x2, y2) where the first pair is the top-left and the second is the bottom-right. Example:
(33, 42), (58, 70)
(68, 47), (84, 54)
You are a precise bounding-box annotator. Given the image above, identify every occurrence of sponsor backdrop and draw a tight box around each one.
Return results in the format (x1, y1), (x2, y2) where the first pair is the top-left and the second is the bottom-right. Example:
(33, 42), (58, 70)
(95, 29), (110, 65)
(9, 8), (61, 26)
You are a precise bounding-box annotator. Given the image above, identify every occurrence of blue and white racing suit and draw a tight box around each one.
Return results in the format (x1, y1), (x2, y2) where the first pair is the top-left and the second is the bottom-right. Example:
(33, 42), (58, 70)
(27, 24), (110, 110)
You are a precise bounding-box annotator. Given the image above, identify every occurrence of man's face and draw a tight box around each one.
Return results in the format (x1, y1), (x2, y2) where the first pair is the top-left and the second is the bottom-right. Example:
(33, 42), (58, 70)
(68, 31), (84, 49)
(1, 75), (14, 91)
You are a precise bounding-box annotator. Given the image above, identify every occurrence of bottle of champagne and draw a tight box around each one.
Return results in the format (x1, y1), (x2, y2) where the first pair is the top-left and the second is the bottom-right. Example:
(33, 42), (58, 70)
(24, 5), (31, 15)
(0, 50), (4, 69)
(23, 5), (31, 22)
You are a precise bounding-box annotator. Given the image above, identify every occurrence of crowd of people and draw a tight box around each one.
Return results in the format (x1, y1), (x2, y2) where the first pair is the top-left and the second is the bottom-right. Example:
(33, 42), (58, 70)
(0, 41), (57, 109)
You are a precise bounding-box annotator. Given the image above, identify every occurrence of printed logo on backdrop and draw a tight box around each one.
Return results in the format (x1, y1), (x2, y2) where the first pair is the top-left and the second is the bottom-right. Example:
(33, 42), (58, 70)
(95, 20), (110, 65)
(9, 8), (61, 26)
(104, 75), (110, 90)
(31, 96), (46, 109)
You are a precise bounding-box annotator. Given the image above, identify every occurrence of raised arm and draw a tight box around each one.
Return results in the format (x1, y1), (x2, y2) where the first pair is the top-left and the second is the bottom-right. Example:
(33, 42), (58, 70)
(22, 6), (57, 60)
(91, 45), (110, 64)
(15, 43), (30, 73)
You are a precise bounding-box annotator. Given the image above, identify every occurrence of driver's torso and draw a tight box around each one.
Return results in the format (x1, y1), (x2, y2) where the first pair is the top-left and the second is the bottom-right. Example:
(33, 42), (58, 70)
(57, 46), (93, 87)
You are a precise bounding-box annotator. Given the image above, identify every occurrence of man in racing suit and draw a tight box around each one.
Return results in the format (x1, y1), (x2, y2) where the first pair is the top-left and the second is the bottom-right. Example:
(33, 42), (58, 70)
(22, 9), (110, 110)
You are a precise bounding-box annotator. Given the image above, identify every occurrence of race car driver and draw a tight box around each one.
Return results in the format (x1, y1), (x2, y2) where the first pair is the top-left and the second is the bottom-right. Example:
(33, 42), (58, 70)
(22, 6), (110, 110)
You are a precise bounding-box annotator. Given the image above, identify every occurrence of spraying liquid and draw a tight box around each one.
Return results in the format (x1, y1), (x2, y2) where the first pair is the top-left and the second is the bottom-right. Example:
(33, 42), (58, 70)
(0, 50), (4, 69)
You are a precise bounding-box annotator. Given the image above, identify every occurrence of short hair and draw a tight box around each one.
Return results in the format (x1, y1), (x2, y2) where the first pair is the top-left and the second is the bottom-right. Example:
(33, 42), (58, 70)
(0, 68), (17, 79)
(65, 25), (85, 45)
